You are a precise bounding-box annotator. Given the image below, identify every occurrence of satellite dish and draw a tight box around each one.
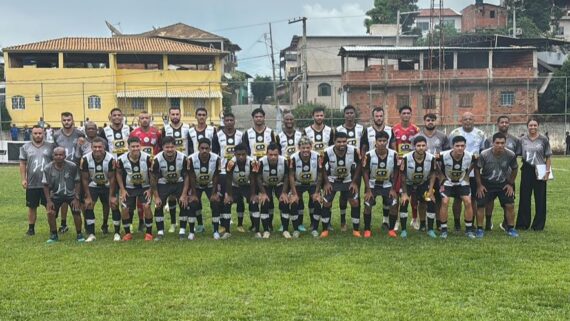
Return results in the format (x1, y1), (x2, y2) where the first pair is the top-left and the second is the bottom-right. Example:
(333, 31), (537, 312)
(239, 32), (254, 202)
(224, 73), (233, 79)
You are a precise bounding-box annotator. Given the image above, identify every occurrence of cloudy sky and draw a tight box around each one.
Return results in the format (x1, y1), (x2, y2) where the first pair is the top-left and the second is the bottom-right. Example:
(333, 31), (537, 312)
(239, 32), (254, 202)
(0, 0), (501, 75)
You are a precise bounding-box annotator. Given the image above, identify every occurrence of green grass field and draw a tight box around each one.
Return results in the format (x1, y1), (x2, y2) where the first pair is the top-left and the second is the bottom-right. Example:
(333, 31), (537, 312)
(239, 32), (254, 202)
(1, 159), (569, 321)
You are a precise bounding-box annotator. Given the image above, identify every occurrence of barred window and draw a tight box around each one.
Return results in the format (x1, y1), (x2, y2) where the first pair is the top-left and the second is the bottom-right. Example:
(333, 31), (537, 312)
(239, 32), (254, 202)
(459, 93), (473, 108)
(318, 83), (331, 97)
(422, 95), (436, 109)
(500, 91), (515, 107)
(132, 98), (145, 110)
(11, 96), (25, 110)
(87, 95), (101, 109)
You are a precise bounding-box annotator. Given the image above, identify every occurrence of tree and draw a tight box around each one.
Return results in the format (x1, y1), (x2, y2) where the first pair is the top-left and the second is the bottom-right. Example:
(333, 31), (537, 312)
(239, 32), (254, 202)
(0, 100), (12, 131)
(416, 23), (459, 46)
(538, 58), (570, 114)
(364, 0), (419, 34)
(251, 75), (273, 104)
(504, 0), (558, 36)
(291, 103), (345, 129)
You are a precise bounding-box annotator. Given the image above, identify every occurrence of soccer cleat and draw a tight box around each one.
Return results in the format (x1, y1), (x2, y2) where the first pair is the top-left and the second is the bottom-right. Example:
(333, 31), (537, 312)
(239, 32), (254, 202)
(76, 234), (86, 243)
(292, 231), (301, 238)
(137, 224), (145, 233)
(427, 230), (437, 238)
(195, 225), (205, 233)
(25, 229), (35, 236)
(507, 228), (519, 238)
(381, 223), (389, 232)
(454, 223), (462, 232)
(400, 230), (408, 239)
(221, 232), (231, 240)
(59, 225), (69, 234)
(178, 233), (186, 240)
(364, 230), (372, 238)
(85, 234), (96, 243)
(188, 233), (195, 241)
(499, 222), (507, 232)
(466, 231), (476, 239)
(154, 234), (163, 241)
(328, 225), (334, 231)
(101, 225), (109, 234)
(282, 231), (292, 239)
(476, 229), (485, 239)
(394, 221), (400, 231)
(113, 233), (121, 242)
(213, 232), (221, 240)
(411, 218), (420, 230)
(278, 225), (284, 232)
(388, 230), (398, 238)
(298, 224), (307, 232)
(254, 232), (262, 239)
(352, 230), (362, 238)
(46, 235), (58, 244)
(340, 223), (348, 232)
(311, 230), (319, 238)
(248, 226), (256, 232)
(320, 230), (329, 238)
(144, 233), (153, 241)
(237, 226), (246, 233)
(440, 231), (448, 239)
(419, 226), (426, 232)
(168, 224), (177, 233)
(262, 231), (271, 239)
(122, 233), (133, 241)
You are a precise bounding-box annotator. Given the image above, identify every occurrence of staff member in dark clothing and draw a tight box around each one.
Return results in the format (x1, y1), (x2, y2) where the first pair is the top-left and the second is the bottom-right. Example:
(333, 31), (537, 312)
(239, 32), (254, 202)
(516, 118), (552, 231)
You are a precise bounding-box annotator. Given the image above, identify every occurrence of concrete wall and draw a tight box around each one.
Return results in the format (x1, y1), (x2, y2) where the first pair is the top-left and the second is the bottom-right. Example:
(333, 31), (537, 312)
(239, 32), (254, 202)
(462, 4), (508, 32)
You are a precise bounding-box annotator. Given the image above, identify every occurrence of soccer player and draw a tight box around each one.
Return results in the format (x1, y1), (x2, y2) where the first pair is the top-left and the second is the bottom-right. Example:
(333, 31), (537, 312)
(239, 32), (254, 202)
(223, 144), (258, 238)
(80, 137), (115, 242)
(399, 136), (437, 238)
(289, 137), (324, 238)
(188, 107), (217, 233)
(322, 132), (361, 237)
(437, 135), (476, 239)
(161, 107), (191, 233)
(361, 107), (394, 153)
(256, 143), (290, 238)
(186, 138), (222, 240)
(53, 112), (85, 234)
(335, 105), (364, 231)
(115, 137), (153, 241)
(19, 126), (54, 236)
(475, 133), (519, 238)
(42, 147), (82, 243)
(448, 112), (486, 232)
(362, 131), (399, 238)
(150, 136), (188, 241)
(212, 113), (246, 233)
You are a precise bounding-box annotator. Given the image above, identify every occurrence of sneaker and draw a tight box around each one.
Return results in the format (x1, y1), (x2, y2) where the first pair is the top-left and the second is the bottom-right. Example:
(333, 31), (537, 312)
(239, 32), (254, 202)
(427, 230), (437, 238)
(195, 225), (205, 233)
(340, 223), (348, 232)
(320, 230), (329, 238)
(454, 223), (462, 232)
(113, 233), (121, 242)
(311, 230), (319, 238)
(76, 234), (86, 243)
(476, 229), (485, 239)
(219, 226), (226, 234)
(440, 231), (448, 239)
(411, 218), (420, 230)
(419, 226), (426, 232)
(388, 230), (397, 238)
(85, 234), (96, 243)
(46, 235), (58, 244)
(352, 230), (362, 238)
(237, 226), (246, 233)
(168, 224), (177, 233)
(154, 234), (163, 241)
(122, 233), (132, 241)
(328, 225), (334, 231)
(394, 221), (400, 231)
(400, 230), (408, 239)
(292, 231), (301, 238)
(188, 233), (195, 241)
(466, 231), (476, 239)
(381, 223), (389, 232)
(221, 232), (231, 240)
(144, 233), (153, 241)
(499, 221), (507, 232)
(213, 232), (220, 240)
(137, 224), (145, 233)
(298, 224), (307, 232)
(25, 229), (35, 236)
(58, 225), (69, 234)
(255, 232), (262, 239)
(262, 231), (270, 239)
(507, 228), (519, 238)
(364, 230), (372, 238)
(278, 225), (284, 232)
(178, 233), (186, 240)
(282, 231), (292, 239)
(101, 225), (109, 234)
(248, 226), (256, 232)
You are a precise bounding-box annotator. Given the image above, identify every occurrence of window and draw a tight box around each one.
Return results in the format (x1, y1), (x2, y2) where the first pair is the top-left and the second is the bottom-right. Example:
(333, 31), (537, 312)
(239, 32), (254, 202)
(318, 83), (331, 97)
(170, 98), (180, 109)
(397, 95), (410, 109)
(500, 91), (515, 106)
(490, 10), (496, 18)
(11, 96), (25, 110)
(88, 95), (101, 109)
(194, 98), (206, 109)
(132, 98), (145, 110)
(422, 95), (436, 109)
(459, 93), (473, 108)
(417, 22), (430, 32)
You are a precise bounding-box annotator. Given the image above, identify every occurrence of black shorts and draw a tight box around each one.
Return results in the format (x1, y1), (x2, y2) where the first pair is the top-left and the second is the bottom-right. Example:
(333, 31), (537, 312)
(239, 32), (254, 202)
(125, 188), (150, 210)
(26, 188), (46, 208)
(469, 177), (478, 198)
(476, 182), (515, 208)
(232, 185), (252, 201)
(365, 186), (395, 208)
(441, 185), (471, 199)
(406, 182), (430, 203)
(324, 181), (356, 203)
(89, 187), (110, 205)
(158, 183), (184, 204)
(53, 197), (80, 215)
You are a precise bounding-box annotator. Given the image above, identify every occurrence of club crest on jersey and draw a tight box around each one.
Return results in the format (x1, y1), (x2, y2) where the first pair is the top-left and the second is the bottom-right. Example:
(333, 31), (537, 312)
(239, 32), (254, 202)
(133, 166), (139, 172)
(303, 165), (309, 171)
(454, 164), (461, 169)
(175, 132), (180, 137)
(316, 134), (322, 140)
(338, 160), (345, 166)
(228, 138), (234, 144)
(96, 165), (102, 171)
(201, 167), (207, 173)
(115, 133), (121, 139)
(288, 139), (294, 145)
(349, 131), (354, 137)
(169, 165), (175, 171)
(402, 135), (407, 140)
(271, 169), (277, 174)
(257, 136), (263, 142)
(380, 162), (385, 167)
(144, 137), (150, 143)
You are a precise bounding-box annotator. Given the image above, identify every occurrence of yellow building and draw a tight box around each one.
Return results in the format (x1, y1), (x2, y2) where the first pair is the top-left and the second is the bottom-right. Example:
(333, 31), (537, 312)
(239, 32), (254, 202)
(3, 37), (226, 126)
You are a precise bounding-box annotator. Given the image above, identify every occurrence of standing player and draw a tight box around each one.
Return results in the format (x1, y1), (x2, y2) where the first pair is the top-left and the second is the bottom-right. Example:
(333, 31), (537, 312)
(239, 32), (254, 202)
(20, 126), (54, 236)
(150, 136), (188, 241)
(186, 138), (222, 240)
(42, 147), (82, 243)
(80, 137), (116, 242)
(399, 136), (437, 238)
(335, 105), (364, 232)
(322, 132), (361, 237)
(188, 107), (217, 233)
(437, 136), (475, 239)
(115, 137), (153, 241)
(256, 143), (290, 238)
(362, 131), (399, 238)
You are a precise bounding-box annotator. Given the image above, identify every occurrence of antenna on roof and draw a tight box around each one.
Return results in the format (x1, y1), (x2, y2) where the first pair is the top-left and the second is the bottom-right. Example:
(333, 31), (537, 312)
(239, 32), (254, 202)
(105, 20), (123, 36)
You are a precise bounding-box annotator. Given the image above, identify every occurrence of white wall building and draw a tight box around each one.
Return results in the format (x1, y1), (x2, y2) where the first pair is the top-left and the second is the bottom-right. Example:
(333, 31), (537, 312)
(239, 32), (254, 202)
(413, 8), (462, 36)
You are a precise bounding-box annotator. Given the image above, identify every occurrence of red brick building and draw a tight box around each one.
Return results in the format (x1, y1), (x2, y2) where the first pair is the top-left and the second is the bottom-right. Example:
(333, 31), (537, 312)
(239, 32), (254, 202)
(338, 46), (538, 126)
(461, 2), (508, 33)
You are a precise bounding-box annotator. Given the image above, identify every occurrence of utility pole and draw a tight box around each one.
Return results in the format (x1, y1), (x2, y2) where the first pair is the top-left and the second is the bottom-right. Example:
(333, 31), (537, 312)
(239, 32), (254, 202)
(269, 23), (277, 106)
(289, 17), (307, 104)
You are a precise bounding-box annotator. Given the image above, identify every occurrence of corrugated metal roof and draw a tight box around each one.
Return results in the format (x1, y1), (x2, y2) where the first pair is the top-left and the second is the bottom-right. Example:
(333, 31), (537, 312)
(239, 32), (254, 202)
(117, 89), (222, 98)
(418, 8), (461, 17)
(339, 45), (537, 57)
(3, 37), (225, 55)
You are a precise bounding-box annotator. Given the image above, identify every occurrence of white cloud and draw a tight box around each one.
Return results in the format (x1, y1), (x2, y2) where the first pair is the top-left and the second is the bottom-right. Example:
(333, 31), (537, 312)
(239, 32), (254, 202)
(302, 3), (367, 36)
